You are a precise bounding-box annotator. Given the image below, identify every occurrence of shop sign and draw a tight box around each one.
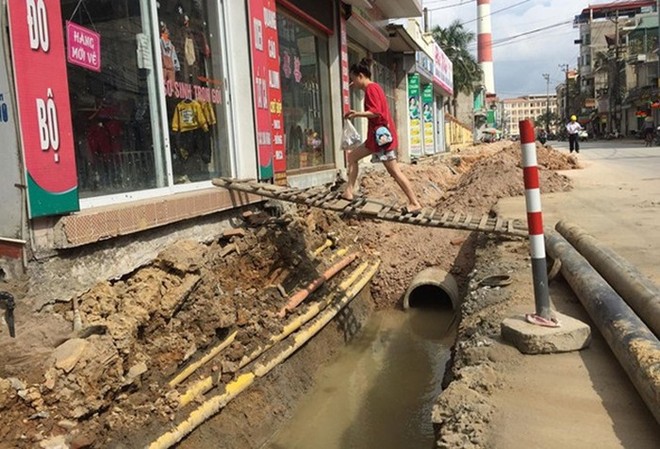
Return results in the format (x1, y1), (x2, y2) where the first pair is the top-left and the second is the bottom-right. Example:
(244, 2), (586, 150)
(248, 0), (285, 184)
(340, 15), (350, 114)
(407, 74), (422, 157)
(8, 0), (79, 218)
(422, 84), (435, 154)
(433, 43), (453, 97)
(416, 52), (434, 81)
(66, 21), (100, 72)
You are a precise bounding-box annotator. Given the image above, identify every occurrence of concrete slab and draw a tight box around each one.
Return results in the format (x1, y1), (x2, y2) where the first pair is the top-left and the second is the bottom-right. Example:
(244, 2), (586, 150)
(501, 312), (591, 354)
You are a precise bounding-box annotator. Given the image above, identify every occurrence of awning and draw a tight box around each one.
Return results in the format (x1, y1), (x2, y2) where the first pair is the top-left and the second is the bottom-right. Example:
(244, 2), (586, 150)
(346, 13), (389, 53)
(386, 23), (424, 53)
(377, 0), (423, 19)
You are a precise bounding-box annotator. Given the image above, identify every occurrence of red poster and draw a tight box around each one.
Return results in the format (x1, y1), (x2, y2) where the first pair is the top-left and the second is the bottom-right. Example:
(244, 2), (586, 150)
(340, 15), (350, 114)
(248, 0), (285, 183)
(8, 0), (78, 218)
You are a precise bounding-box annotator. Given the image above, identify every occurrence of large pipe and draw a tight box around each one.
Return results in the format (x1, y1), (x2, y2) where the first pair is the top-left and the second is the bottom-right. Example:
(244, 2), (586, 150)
(403, 268), (458, 310)
(556, 221), (660, 337)
(546, 231), (660, 423)
(477, 0), (495, 93)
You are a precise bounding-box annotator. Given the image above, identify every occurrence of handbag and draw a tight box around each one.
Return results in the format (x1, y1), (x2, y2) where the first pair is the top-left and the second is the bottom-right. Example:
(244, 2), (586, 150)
(375, 126), (393, 147)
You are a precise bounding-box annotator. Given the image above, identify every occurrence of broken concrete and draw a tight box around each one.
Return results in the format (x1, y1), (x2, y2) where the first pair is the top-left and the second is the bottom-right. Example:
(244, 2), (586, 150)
(501, 312), (591, 354)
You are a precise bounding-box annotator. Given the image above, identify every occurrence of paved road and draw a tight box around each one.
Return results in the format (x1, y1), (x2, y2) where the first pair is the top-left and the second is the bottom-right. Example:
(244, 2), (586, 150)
(492, 138), (660, 448)
(500, 138), (660, 283)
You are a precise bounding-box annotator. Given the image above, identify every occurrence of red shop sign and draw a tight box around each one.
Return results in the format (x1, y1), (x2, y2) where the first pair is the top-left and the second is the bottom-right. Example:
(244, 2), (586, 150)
(8, 0), (78, 218)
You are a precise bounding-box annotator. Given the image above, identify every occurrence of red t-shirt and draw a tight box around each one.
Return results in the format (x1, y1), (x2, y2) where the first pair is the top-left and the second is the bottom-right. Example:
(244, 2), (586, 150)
(364, 82), (397, 152)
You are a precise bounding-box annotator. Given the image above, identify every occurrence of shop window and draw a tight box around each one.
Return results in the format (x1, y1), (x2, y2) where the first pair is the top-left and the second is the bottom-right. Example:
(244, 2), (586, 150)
(158, 0), (231, 184)
(64, 1), (165, 199)
(278, 11), (334, 171)
(348, 46), (365, 137)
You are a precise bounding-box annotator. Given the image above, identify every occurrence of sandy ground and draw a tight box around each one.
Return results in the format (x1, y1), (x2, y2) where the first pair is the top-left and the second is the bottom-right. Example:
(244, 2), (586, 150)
(437, 140), (660, 449)
(0, 141), (593, 448)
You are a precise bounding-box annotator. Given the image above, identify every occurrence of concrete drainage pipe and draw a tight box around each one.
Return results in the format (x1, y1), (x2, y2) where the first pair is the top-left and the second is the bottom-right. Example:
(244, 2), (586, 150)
(403, 268), (459, 310)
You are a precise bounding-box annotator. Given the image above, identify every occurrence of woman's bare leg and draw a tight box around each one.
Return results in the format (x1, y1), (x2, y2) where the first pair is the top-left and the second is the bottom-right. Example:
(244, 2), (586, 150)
(382, 159), (422, 211)
(343, 145), (371, 200)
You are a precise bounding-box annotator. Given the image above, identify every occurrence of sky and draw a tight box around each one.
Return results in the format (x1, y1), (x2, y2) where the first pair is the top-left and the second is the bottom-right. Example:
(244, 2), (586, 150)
(422, 0), (590, 99)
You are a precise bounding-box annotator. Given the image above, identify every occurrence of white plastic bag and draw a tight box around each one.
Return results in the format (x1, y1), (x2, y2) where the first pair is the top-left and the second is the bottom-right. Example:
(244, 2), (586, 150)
(342, 119), (362, 149)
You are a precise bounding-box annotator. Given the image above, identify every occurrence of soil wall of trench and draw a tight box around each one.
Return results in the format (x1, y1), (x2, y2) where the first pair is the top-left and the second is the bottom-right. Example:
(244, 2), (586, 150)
(0, 142), (580, 449)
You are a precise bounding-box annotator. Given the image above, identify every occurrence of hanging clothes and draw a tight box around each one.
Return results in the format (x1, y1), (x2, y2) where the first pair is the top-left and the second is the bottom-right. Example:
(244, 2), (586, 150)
(171, 99), (208, 133)
(161, 33), (180, 83)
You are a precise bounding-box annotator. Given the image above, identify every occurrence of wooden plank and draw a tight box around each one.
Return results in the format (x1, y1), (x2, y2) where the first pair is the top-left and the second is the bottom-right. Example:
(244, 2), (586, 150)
(495, 217), (503, 232)
(463, 214), (473, 227)
(440, 211), (450, 223)
(478, 215), (489, 230)
(452, 213), (462, 224)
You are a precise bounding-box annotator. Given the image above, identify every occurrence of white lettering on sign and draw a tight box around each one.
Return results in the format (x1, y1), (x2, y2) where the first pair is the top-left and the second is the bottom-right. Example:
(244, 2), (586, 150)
(263, 8), (277, 30)
(269, 70), (280, 89)
(253, 18), (263, 51)
(268, 39), (276, 59)
(36, 88), (60, 161)
(273, 134), (283, 145)
(256, 76), (268, 109)
(272, 119), (281, 130)
(27, 0), (50, 52)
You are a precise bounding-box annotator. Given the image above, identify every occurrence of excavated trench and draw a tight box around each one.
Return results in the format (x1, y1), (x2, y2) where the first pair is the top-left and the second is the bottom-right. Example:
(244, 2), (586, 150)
(174, 268), (461, 449)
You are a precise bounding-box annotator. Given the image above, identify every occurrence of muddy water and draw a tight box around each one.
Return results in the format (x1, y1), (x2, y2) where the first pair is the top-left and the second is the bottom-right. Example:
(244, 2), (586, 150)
(265, 304), (456, 449)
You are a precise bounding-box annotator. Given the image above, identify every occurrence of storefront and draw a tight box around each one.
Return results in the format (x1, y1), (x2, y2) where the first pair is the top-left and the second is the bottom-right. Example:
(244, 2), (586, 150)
(4, 0), (259, 217)
(433, 43), (453, 153)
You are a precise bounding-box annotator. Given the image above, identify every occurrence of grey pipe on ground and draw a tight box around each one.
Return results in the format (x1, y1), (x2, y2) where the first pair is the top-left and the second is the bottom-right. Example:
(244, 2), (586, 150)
(556, 221), (660, 337)
(545, 231), (660, 423)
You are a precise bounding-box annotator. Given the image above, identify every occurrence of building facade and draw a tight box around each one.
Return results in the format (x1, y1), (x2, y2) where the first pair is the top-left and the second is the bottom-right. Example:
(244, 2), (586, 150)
(502, 94), (559, 137)
(0, 0), (455, 284)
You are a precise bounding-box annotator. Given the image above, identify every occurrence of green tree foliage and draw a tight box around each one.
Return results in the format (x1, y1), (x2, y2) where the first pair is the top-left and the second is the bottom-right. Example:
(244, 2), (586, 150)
(431, 20), (483, 116)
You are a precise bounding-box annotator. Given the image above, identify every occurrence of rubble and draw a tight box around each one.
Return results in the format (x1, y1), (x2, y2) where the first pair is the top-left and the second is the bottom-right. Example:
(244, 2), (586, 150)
(0, 142), (578, 448)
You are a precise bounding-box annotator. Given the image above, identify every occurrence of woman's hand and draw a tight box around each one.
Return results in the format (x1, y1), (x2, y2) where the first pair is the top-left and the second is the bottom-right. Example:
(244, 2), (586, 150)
(344, 110), (358, 120)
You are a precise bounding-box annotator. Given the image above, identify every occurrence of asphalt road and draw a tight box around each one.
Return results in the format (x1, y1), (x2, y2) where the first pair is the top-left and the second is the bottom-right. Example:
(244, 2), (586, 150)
(501, 138), (660, 283)
(492, 138), (660, 448)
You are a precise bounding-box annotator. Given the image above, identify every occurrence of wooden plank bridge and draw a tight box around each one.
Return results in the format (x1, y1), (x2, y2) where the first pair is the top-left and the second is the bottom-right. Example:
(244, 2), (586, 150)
(212, 178), (528, 238)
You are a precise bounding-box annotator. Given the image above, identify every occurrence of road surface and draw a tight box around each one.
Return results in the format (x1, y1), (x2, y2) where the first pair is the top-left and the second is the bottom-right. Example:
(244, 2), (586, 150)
(491, 138), (660, 449)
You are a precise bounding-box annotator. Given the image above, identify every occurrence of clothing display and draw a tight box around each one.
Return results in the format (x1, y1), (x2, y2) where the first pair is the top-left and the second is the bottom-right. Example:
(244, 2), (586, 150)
(161, 31), (180, 83)
(171, 99), (208, 133)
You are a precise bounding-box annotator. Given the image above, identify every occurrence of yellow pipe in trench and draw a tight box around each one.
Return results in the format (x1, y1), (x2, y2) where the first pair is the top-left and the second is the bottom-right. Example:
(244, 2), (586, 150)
(179, 261), (370, 407)
(168, 331), (237, 388)
(146, 261), (380, 449)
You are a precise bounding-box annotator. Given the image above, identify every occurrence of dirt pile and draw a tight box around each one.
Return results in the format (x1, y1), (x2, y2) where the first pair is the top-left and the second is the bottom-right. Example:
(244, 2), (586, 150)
(0, 141), (579, 448)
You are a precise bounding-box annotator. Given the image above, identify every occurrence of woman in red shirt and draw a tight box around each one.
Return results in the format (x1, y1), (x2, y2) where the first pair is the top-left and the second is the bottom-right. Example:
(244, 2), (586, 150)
(344, 58), (422, 214)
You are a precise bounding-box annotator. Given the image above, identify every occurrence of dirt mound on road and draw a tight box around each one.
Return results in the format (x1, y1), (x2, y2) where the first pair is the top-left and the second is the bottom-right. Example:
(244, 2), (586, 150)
(0, 142), (579, 448)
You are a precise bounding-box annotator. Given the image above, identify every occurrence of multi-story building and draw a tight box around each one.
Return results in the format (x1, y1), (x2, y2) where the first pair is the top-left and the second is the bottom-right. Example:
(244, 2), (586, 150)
(573, 0), (657, 135)
(502, 94), (558, 137)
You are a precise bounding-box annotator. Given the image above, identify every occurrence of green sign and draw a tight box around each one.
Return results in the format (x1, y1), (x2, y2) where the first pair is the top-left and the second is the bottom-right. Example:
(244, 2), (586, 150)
(407, 74), (422, 156)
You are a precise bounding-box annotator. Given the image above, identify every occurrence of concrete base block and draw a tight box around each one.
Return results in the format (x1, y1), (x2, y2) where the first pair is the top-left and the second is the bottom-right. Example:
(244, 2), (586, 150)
(501, 312), (591, 354)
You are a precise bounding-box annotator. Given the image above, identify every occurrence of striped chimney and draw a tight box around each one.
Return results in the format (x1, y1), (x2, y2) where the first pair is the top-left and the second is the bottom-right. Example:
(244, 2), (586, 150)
(477, 0), (495, 94)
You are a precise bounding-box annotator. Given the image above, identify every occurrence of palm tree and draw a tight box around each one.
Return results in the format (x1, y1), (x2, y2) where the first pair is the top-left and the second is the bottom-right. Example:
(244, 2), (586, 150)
(431, 20), (483, 116)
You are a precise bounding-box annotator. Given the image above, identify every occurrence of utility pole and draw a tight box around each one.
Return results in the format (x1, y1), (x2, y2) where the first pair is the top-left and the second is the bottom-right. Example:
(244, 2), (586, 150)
(559, 64), (569, 122)
(543, 73), (550, 133)
(613, 10), (620, 135)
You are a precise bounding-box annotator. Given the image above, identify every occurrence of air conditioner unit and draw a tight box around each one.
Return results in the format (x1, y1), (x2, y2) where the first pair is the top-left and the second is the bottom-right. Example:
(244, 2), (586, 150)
(638, 54), (647, 62)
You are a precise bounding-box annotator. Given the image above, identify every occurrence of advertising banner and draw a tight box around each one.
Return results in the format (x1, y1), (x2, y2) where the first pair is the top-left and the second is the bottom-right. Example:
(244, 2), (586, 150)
(433, 43), (453, 97)
(248, 0), (285, 183)
(66, 21), (101, 72)
(422, 84), (435, 154)
(340, 15), (350, 114)
(8, 0), (79, 218)
(407, 74), (422, 157)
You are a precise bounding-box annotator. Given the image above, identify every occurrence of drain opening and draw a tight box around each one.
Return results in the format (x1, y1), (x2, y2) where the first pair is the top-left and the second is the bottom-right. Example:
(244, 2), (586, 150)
(407, 285), (453, 310)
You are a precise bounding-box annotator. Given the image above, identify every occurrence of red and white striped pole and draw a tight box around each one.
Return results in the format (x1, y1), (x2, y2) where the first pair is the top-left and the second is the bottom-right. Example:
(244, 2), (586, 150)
(477, 0), (495, 93)
(519, 120), (557, 327)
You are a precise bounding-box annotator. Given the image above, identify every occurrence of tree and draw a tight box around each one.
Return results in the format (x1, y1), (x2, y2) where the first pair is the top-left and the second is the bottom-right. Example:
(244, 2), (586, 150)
(535, 111), (560, 132)
(431, 20), (483, 117)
